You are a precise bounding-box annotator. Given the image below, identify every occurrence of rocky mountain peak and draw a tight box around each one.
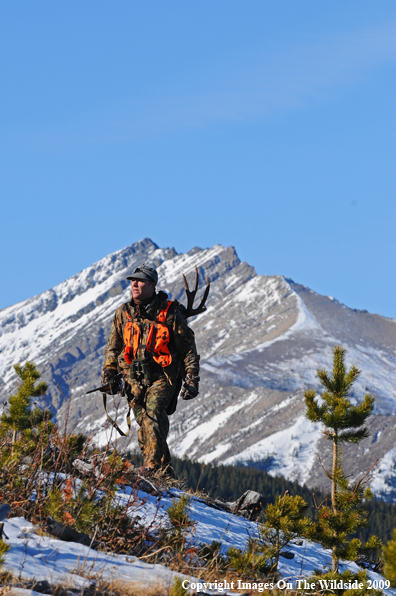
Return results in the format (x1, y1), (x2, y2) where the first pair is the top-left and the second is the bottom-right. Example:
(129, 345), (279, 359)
(2, 238), (396, 501)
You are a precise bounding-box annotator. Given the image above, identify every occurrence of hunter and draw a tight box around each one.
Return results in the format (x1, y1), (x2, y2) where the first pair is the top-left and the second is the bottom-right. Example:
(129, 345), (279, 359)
(101, 264), (200, 473)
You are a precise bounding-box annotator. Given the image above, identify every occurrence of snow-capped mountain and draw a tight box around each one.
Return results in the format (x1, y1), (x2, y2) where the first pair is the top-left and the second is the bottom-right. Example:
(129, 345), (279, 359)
(1, 238), (396, 500)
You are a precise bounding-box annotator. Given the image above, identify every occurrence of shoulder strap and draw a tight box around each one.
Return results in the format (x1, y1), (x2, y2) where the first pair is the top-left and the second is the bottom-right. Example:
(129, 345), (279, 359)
(102, 393), (131, 437)
(171, 299), (188, 321)
(150, 299), (172, 357)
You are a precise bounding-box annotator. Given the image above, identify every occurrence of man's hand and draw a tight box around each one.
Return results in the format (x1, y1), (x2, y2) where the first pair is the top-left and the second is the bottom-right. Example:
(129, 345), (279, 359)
(180, 371), (199, 400)
(101, 367), (118, 388)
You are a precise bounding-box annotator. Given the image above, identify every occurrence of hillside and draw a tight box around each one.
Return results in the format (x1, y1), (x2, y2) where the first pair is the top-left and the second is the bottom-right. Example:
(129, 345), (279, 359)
(1, 484), (391, 594)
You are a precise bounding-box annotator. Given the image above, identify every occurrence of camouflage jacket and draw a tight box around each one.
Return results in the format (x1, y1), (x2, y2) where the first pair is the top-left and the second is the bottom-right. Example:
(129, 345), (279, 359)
(103, 291), (199, 386)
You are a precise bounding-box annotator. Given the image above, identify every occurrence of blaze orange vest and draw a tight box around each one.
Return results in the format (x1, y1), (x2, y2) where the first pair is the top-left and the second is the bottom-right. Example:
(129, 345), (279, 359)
(123, 301), (172, 367)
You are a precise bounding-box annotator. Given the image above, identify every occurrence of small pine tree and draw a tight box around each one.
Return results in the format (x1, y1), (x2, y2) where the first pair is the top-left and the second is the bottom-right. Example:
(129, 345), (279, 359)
(169, 577), (188, 596)
(226, 493), (311, 578)
(384, 528), (396, 586)
(1, 362), (49, 445)
(304, 346), (381, 572)
(0, 537), (10, 567)
(164, 494), (196, 552)
(198, 540), (226, 569)
(261, 492), (312, 574)
(308, 568), (382, 596)
(226, 539), (271, 576)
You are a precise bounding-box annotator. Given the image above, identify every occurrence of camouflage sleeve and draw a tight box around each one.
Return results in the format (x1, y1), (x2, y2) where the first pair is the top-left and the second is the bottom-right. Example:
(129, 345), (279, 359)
(173, 310), (200, 373)
(103, 314), (124, 371)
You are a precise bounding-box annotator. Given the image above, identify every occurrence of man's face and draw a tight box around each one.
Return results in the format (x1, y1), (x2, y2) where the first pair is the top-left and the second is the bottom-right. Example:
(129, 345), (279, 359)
(131, 278), (156, 302)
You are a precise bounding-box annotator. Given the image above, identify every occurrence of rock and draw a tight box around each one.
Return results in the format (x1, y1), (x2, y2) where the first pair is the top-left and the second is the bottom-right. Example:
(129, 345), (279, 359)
(355, 554), (383, 572)
(72, 454), (109, 479)
(0, 504), (11, 521)
(24, 580), (52, 594)
(45, 517), (99, 549)
(279, 551), (295, 560)
(214, 490), (265, 521)
(72, 458), (94, 475)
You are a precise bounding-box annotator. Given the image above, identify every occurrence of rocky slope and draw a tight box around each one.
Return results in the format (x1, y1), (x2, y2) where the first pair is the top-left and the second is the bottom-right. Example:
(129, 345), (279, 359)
(1, 238), (396, 499)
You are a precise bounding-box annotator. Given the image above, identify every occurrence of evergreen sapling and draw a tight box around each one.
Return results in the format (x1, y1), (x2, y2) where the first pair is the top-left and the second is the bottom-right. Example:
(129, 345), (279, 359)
(384, 529), (396, 586)
(164, 494), (196, 553)
(0, 362), (51, 455)
(304, 346), (381, 574)
(260, 492), (312, 575)
(226, 492), (311, 578)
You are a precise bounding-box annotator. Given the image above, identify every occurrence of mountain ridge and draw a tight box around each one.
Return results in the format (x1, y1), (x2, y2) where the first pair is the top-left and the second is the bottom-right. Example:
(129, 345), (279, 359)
(1, 238), (396, 501)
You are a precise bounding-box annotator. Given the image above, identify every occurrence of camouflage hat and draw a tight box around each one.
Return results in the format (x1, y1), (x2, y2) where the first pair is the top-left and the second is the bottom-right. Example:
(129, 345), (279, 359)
(127, 265), (158, 284)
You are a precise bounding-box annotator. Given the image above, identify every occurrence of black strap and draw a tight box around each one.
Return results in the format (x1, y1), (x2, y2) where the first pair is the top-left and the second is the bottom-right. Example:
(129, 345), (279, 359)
(102, 393), (131, 437)
(150, 320), (158, 358)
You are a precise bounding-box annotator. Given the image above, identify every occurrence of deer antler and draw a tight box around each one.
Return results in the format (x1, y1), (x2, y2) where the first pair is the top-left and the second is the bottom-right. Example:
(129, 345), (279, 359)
(182, 266), (210, 318)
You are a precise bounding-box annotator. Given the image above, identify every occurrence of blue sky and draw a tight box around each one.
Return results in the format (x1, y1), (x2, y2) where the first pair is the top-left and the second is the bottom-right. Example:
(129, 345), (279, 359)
(1, 1), (396, 317)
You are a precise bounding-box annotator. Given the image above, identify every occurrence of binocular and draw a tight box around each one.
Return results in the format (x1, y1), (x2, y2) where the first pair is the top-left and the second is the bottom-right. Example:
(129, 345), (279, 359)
(130, 357), (152, 382)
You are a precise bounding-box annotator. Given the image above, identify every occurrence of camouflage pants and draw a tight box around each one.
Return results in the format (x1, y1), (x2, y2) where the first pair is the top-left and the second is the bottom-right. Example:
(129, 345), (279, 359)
(131, 377), (174, 469)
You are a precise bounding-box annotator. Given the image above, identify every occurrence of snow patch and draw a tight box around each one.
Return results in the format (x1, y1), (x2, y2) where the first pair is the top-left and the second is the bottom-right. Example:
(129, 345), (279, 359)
(172, 392), (260, 458)
(370, 446), (396, 500)
(224, 416), (322, 486)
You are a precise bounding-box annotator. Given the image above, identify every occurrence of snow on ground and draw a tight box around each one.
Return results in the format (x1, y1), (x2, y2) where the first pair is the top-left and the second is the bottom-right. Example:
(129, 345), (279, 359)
(2, 485), (393, 594)
(3, 516), (197, 594)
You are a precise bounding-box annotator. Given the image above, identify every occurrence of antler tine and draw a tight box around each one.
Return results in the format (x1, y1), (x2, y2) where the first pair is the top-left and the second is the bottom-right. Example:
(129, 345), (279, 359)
(181, 267), (210, 318)
(202, 276), (210, 303)
(193, 276), (210, 315)
(182, 273), (189, 292)
(181, 269), (197, 315)
(194, 265), (199, 293)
